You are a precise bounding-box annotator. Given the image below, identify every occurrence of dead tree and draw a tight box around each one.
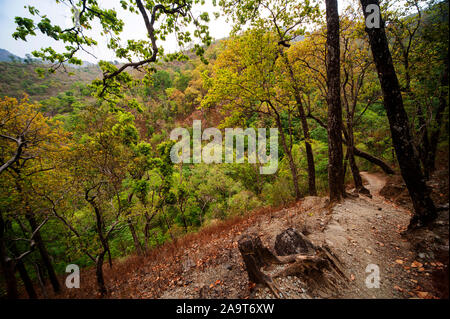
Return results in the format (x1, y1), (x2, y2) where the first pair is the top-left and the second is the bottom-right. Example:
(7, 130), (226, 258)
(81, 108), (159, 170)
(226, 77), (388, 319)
(238, 229), (349, 298)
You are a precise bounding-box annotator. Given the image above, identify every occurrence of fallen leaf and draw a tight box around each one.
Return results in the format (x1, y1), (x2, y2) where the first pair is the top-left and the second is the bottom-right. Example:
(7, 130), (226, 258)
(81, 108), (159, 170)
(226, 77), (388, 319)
(416, 291), (430, 298)
(411, 261), (423, 268)
(365, 249), (372, 255)
(395, 259), (404, 265)
(394, 285), (404, 292)
(350, 274), (355, 281)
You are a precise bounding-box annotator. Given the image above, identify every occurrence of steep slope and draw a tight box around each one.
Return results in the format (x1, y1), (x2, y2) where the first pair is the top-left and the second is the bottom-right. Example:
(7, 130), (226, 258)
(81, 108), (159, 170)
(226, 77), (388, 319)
(46, 171), (447, 299)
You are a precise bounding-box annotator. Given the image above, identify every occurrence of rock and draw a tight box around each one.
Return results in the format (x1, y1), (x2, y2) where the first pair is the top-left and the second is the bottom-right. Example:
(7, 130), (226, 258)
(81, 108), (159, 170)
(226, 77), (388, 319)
(274, 228), (316, 256)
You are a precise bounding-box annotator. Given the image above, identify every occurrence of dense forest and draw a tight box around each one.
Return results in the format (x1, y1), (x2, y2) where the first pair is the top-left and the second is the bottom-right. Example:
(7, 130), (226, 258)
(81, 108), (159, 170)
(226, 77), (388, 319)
(0, 0), (448, 300)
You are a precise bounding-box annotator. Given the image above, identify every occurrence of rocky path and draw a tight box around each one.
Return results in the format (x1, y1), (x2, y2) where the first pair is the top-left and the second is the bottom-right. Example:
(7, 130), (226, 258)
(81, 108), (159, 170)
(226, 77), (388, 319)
(146, 172), (445, 299)
(310, 172), (419, 298)
(252, 172), (443, 299)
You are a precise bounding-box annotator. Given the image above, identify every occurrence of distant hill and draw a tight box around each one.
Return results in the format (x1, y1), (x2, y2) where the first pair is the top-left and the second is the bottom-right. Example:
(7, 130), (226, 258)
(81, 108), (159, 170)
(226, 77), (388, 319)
(0, 49), (23, 62)
(0, 48), (99, 67)
(0, 60), (101, 101)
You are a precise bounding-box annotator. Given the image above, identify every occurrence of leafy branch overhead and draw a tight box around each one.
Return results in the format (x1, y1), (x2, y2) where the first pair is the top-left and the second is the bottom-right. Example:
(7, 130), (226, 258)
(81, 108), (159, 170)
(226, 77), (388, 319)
(13, 0), (214, 99)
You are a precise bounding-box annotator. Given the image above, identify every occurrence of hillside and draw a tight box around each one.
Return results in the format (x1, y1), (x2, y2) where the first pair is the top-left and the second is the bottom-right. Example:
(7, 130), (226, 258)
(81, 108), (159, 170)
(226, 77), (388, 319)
(0, 0), (448, 303)
(0, 61), (101, 101)
(0, 49), (22, 62)
(33, 161), (448, 299)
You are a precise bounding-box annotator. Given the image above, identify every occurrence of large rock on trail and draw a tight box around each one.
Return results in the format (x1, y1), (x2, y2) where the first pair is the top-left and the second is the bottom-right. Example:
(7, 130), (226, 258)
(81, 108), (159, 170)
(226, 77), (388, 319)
(274, 228), (316, 256)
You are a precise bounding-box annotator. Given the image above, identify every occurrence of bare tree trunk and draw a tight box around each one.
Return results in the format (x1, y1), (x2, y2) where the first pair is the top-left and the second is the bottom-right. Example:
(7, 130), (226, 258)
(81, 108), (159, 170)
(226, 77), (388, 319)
(281, 51), (317, 196)
(26, 213), (60, 294)
(326, 0), (345, 202)
(353, 147), (395, 175)
(360, 0), (436, 228)
(9, 239), (37, 299)
(344, 125), (371, 196)
(428, 54), (449, 173)
(275, 113), (301, 200)
(162, 210), (175, 241)
(417, 105), (431, 180)
(34, 262), (48, 298)
(95, 252), (107, 296)
(308, 113), (395, 174)
(0, 213), (18, 299)
(127, 218), (143, 256)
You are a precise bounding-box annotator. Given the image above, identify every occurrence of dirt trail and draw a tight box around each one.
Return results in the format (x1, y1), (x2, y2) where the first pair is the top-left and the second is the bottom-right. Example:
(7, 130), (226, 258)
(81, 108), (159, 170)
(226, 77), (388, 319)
(158, 171), (445, 299)
(308, 171), (419, 298)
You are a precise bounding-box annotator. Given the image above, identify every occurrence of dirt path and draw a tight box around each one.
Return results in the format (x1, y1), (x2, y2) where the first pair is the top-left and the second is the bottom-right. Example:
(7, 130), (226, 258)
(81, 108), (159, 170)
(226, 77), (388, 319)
(254, 171), (441, 299)
(310, 172), (418, 298)
(157, 172), (443, 299)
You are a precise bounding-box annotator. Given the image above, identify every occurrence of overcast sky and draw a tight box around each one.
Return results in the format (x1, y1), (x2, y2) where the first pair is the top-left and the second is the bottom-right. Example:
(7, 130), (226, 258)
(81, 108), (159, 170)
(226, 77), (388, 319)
(0, 0), (351, 63)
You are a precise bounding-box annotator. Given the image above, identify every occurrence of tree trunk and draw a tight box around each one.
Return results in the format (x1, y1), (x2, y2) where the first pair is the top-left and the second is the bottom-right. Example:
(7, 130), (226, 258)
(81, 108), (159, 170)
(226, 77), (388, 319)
(427, 54), (449, 173)
(360, 0), (436, 228)
(281, 51), (317, 196)
(0, 213), (18, 299)
(238, 230), (348, 298)
(308, 113), (395, 174)
(26, 213), (60, 294)
(127, 218), (143, 256)
(326, 0), (345, 202)
(95, 253), (107, 296)
(89, 199), (113, 269)
(9, 239), (37, 299)
(162, 210), (175, 241)
(345, 124), (371, 196)
(16, 259), (37, 299)
(353, 146), (395, 175)
(275, 114), (301, 200)
(34, 262), (48, 298)
(416, 104), (431, 180)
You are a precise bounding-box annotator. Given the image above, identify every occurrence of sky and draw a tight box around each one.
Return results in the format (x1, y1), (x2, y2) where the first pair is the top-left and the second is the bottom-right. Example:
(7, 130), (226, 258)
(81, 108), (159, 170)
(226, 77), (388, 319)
(0, 0), (351, 63)
(0, 0), (233, 63)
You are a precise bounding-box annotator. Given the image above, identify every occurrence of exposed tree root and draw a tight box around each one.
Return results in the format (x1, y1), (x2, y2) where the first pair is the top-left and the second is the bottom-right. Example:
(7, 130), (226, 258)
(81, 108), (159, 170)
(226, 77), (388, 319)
(238, 230), (349, 298)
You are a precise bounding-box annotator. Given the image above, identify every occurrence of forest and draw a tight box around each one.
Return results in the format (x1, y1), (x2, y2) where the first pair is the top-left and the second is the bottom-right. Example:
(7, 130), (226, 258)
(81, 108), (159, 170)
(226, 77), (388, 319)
(0, 0), (448, 300)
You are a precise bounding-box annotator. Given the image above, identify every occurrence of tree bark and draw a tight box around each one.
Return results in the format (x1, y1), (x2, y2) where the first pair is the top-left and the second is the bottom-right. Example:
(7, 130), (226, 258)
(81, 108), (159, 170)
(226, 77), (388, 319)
(326, 0), (345, 202)
(34, 262), (48, 298)
(360, 0), (436, 227)
(26, 213), (61, 294)
(9, 239), (37, 299)
(95, 253), (107, 296)
(0, 213), (18, 299)
(281, 51), (317, 196)
(353, 146), (395, 175)
(427, 54), (449, 173)
(275, 112), (302, 200)
(307, 112), (395, 174)
(127, 218), (143, 256)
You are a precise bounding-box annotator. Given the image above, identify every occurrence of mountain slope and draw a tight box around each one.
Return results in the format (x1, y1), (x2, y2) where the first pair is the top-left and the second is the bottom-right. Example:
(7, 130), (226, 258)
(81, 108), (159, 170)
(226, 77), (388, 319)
(34, 170), (448, 299)
(0, 49), (22, 62)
